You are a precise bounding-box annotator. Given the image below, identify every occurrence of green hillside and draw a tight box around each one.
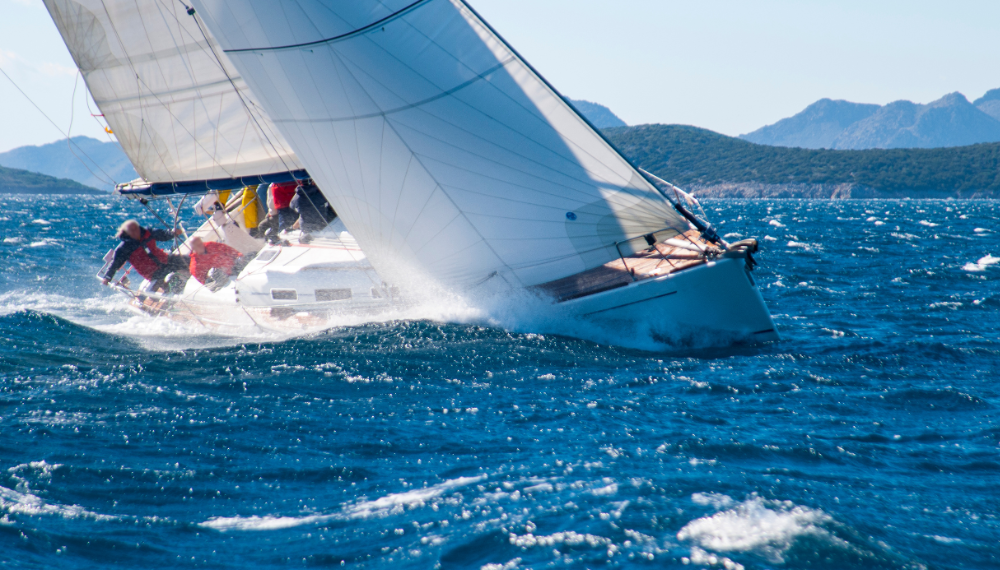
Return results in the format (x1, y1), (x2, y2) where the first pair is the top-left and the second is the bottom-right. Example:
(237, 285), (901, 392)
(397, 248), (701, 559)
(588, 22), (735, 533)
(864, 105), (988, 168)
(0, 164), (103, 194)
(603, 124), (1000, 197)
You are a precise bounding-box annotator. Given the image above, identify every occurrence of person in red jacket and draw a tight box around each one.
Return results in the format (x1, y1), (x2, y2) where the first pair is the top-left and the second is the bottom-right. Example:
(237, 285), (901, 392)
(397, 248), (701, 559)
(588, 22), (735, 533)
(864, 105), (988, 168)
(187, 237), (244, 285)
(102, 220), (187, 285)
(269, 181), (299, 232)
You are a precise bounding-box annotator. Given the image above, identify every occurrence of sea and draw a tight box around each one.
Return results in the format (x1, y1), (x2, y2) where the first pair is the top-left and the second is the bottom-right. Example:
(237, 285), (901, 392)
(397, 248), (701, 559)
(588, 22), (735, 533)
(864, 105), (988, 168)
(0, 195), (997, 569)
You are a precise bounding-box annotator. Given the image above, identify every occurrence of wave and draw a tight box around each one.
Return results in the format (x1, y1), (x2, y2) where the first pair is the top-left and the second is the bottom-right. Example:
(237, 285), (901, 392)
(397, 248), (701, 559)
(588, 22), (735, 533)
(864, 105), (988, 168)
(201, 475), (486, 532)
(677, 494), (917, 569)
(0, 484), (116, 523)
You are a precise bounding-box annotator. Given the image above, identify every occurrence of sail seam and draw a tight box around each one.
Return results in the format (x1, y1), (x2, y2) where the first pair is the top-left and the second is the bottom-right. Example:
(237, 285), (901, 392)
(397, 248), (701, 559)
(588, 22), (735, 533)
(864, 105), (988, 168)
(283, 8), (671, 220)
(223, 0), (432, 53)
(324, 47), (517, 285)
(271, 58), (514, 125)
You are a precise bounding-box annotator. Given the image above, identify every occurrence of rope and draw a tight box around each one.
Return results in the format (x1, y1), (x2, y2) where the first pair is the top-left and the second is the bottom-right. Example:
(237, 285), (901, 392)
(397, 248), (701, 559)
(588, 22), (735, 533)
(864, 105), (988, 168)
(0, 65), (118, 187)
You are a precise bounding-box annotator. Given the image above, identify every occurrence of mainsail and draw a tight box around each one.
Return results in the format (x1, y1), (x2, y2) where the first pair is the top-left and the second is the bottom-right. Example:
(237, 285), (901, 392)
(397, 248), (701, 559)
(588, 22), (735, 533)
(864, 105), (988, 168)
(43, 0), (302, 190)
(188, 0), (691, 287)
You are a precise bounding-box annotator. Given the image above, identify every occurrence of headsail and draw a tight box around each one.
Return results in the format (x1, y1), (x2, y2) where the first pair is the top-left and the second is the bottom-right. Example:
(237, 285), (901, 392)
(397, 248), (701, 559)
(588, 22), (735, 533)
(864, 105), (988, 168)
(43, 0), (302, 189)
(188, 0), (690, 287)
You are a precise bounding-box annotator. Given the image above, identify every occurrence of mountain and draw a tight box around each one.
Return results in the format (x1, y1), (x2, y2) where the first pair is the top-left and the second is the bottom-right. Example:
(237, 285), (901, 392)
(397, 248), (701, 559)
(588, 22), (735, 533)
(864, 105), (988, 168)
(740, 99), (879, 148)
(569, 99), (627, 128)
(0, 136), (137, 192)
(973, 88), (1000, 121)
(832, 93), (1000, 149)
(604, 123), (1000, 198)
(0, 164), (102, 194)
(741, 91), (1000, 150)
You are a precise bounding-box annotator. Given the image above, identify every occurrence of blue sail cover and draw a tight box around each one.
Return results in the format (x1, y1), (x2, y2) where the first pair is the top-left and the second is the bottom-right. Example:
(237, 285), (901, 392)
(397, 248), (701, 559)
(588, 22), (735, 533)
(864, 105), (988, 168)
(116, 170), (310, 197)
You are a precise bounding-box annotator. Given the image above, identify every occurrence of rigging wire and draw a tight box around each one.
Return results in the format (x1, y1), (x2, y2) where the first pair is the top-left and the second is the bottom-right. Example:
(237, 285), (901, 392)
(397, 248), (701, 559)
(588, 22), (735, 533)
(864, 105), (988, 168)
(85, 94), (115, 142)
(64, 71), (116, 189)
(98, 0), (176, 185)
(0, 65), (119, 187)
(180, 0), (298, 177)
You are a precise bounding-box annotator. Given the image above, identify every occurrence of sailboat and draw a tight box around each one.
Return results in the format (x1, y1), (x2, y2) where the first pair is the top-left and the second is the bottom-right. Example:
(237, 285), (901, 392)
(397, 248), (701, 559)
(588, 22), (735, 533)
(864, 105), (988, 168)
(179, 0), (779, 343)
(44, 0), (402, 333)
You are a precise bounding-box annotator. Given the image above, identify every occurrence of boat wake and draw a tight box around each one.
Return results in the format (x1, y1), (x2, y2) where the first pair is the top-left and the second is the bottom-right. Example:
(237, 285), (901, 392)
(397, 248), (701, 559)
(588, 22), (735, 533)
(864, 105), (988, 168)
(0, 282), (756, 353)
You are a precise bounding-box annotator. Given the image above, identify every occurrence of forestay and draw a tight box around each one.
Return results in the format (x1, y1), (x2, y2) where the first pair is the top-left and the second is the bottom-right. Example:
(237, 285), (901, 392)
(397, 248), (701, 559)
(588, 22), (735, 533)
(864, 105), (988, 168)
(43, 0), (301, 185)
(189, 0), (689, 287)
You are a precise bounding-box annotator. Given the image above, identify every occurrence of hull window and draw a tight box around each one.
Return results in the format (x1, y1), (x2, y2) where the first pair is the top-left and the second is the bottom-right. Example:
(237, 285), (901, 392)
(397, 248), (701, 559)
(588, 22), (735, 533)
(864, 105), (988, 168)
(316, 288), (352, 301)
(271, 289), (298, 300)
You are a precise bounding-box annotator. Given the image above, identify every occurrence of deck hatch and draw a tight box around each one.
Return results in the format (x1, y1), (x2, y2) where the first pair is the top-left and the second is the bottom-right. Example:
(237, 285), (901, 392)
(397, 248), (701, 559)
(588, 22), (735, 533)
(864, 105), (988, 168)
(255, 250), (278, 262)
(316, 288), (352, 301)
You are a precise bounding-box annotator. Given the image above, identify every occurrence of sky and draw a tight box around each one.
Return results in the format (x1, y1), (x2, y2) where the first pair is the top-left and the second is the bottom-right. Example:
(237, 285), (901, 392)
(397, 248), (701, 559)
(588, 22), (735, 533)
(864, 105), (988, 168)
(1, 0), (999, 153)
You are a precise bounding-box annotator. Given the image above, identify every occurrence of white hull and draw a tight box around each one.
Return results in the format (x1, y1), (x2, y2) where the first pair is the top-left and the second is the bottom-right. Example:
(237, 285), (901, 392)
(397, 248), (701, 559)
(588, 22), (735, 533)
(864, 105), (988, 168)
(120, 212), (776, 344)
(124, 221), (402, 334)
(560, 257), (779, 345)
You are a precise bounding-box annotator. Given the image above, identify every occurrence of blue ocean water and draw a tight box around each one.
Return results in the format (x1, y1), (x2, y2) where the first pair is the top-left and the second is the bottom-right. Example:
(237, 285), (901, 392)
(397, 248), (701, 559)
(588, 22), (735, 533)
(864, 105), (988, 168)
(1, 196), (998, 569)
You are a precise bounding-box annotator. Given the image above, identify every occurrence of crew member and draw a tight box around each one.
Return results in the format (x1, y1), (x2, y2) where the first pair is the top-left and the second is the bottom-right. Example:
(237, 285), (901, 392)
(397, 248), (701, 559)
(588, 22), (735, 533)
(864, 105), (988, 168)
(102, 220), (187, 286)
(291, 179), (337, 233)
(269, 181), (299, 232)
(187, 236), (245, 285)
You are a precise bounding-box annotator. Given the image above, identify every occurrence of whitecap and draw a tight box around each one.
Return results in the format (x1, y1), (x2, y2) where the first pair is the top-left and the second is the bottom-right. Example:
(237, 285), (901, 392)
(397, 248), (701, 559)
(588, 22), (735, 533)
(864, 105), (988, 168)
(768, 220), (785, 228)
(200, 513), (331, 531)
(590, 483), (618, 496)
(347, 475), (485, 519)
(962, 254), (999, 272)
(928, 535), (962, 544)
(508, 530), (611, 549)
(481, 558), (522, 570)
(677, 496), (841, 564)
(2, 237), (25, 244)
(31, 219), (51, 225)
(201, 475), (486, 532)
(684, 546), (745, 570)
(918, 220), (939, 227)
(0, 485), (115, 521)
(978, 254), (1000, 266)
(974, 228), (989, 233)
(692, 492), (735, 510)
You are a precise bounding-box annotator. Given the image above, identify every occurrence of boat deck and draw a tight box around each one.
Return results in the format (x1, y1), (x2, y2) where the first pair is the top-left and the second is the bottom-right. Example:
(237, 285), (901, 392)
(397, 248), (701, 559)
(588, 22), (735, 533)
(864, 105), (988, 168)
(535, 230), (711, 302)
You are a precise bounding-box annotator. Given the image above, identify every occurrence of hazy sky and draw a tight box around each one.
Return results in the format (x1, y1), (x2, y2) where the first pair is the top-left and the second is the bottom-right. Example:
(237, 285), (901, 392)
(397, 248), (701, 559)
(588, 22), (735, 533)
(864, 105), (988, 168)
(1, 0), (999, 152)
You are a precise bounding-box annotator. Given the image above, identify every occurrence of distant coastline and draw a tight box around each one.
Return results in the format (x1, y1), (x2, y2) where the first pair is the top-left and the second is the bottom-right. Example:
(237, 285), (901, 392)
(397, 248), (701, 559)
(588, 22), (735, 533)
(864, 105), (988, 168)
(604, 124), (1000, 199)
(685, 182), (985, 200)
(6, 123), (1000, 198)
(0, 164), (102, 195)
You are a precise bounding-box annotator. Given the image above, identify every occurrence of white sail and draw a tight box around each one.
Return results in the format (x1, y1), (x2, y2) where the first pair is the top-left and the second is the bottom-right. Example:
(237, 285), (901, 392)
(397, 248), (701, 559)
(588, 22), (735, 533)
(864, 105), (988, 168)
(43, 0), (301, 184)
(188, 0), (690, 287)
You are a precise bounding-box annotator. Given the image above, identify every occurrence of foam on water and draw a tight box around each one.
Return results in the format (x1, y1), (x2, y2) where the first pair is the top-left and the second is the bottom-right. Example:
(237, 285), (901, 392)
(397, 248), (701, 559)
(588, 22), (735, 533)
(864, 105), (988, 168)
(962, 254), (1000, 272)
(0, 486), (115, 522)
(678, 494), (837, 564)
(201, 475), (486, 532)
